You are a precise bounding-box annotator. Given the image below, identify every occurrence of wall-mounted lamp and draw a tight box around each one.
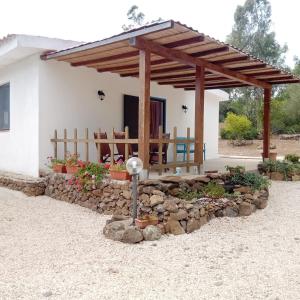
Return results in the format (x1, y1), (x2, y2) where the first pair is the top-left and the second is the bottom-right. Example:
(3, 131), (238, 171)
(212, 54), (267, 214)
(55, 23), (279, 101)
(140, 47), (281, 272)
(98, 90), (106, 101)
(182, 105), (188, 113)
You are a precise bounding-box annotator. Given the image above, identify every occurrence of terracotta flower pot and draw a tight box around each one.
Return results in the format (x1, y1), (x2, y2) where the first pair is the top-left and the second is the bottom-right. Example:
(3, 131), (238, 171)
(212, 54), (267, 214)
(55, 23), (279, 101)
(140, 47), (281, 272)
(270, 171), (284, 181)
(109, 170), (132, 181)
(135, 218), (158, 229)
(66, 165), (80, 174)
(52, 164), (67, 173)
(261, 152), (277, 161)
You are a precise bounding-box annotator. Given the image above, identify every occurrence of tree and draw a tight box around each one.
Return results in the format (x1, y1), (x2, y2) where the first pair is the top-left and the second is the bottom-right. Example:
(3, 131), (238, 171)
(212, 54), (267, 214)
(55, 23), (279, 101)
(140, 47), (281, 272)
(221, 0), (288, 131)
(122, 5), (163, 31)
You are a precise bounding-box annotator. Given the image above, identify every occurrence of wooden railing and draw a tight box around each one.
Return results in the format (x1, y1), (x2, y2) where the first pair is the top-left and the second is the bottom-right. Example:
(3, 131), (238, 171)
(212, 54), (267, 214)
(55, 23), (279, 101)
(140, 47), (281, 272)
(51, 126), (198, 175)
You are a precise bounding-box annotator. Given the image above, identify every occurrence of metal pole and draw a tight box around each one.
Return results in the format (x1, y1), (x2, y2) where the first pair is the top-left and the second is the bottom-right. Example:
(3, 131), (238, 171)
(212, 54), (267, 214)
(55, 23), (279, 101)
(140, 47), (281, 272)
(132, 173), (138, 224)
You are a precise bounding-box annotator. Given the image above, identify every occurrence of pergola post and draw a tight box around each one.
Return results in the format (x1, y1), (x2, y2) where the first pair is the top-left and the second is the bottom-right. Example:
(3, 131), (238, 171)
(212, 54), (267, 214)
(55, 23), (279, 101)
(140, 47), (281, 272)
(138, 49), (151, 174)
(263, 87), (271, 160)
(194, 65), (205, 173)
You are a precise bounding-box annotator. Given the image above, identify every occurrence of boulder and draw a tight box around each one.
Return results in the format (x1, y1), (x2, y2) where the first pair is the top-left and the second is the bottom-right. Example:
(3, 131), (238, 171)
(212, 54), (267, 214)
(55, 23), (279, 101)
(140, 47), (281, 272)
(165, 219), (185, 235)
(254, 198), (268, 209)
(160, 176), (182, 183)
(186, 218), (201, 233)
(163, 199), (179, 213)
(239, 201), (252, 216)
(122, 227), (144, 244)
(103, 220), (130, 241)
(150, 195), (164, 207)
(142, 225), (162, 241)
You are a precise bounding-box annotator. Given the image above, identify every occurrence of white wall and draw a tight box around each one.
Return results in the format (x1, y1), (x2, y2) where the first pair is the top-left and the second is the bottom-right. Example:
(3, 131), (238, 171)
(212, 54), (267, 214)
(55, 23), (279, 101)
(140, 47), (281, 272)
(0, 54), (39, 177)
(38, 59), (227, 171)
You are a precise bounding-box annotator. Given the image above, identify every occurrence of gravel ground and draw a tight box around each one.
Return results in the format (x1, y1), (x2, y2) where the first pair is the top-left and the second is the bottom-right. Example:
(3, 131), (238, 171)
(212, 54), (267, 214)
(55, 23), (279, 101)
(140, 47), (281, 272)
(0, 182), (299, 300)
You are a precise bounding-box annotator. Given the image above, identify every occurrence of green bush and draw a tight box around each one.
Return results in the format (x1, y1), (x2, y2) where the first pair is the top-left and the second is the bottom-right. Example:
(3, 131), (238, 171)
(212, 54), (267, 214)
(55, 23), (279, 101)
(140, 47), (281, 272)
(260, 160), (299, 179)
(203, 182), (225, 198)
(177, 190), (204, 201)
(285, 154), (300, 163)
(222, 113), (257, 140)
(230, 172), (270, 191)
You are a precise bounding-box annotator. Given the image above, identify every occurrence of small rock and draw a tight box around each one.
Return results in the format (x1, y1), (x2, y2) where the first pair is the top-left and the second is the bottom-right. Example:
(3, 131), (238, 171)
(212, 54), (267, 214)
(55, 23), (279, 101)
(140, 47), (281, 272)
(103, 220), (130, 241)
(122, 190), (131, 200)
(122, 227), (143, 244)
(186, 218), (201, 233)
(170, 209), (188, 220)
(163, 199), (179, 212)
(224, 206), (238, 217)
(234, 186), (252, 194)
(142, 225), (162, 241)
(42, 291), (53, 297)
(150, 195), (164, 207)
(152, 189), (165, 196)
(239, 202), (252, 216)
(165, 219), (185, 235)
(214, 281), (223, 286)
(155, 204), (165, 213)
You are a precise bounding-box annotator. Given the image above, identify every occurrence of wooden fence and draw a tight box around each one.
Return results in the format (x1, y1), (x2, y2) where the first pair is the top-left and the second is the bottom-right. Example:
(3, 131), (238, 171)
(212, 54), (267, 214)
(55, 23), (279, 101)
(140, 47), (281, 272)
(51, 126), (199, 175)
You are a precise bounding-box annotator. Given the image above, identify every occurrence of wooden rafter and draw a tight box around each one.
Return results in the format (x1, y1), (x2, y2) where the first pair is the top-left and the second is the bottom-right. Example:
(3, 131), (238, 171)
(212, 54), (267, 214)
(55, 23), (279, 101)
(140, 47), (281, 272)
(129, 36), (271, 89)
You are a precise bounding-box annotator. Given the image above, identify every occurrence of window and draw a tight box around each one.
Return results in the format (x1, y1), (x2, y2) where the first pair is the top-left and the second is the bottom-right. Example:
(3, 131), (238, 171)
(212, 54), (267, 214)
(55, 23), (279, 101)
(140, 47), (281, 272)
(0, 83), (10, 130)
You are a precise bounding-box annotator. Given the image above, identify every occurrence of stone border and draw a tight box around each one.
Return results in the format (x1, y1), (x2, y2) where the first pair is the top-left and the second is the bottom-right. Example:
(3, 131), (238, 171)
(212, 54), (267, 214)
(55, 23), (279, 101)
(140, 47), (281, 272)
(0, 171), (46, 196)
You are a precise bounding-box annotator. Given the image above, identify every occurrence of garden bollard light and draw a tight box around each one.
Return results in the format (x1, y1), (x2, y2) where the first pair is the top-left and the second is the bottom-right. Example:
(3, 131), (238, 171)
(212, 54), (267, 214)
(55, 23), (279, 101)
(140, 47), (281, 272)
(126, 157), (143, 224)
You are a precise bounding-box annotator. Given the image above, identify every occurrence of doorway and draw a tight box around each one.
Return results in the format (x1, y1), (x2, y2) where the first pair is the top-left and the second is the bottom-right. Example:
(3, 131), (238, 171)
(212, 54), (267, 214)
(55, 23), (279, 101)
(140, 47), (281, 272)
(123, 94), (166, 142)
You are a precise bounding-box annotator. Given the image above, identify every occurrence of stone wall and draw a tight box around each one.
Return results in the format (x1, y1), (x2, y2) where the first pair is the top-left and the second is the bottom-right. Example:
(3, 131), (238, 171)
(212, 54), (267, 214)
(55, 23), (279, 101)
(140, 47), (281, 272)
(0, 171), (46, 196)
(44, 173), (269, 235)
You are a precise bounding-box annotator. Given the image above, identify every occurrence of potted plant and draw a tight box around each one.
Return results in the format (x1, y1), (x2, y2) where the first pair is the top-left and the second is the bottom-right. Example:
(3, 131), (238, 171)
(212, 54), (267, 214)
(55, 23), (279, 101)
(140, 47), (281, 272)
(135, 215), (159, 229)
(65, 153), (85, 174)
(109, 160), (131, 181)
(47, 157), (66, 173)
(261, 152), (277, 161)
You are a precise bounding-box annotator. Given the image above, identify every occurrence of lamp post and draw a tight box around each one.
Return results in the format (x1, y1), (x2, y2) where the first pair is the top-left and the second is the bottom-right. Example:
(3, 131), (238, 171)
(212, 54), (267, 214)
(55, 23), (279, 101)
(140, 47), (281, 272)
(126, 157), (143, 224)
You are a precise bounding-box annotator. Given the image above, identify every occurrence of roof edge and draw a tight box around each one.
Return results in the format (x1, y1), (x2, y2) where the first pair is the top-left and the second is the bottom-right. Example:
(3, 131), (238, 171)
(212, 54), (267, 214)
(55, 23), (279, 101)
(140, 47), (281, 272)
(42, 20), (174, 60)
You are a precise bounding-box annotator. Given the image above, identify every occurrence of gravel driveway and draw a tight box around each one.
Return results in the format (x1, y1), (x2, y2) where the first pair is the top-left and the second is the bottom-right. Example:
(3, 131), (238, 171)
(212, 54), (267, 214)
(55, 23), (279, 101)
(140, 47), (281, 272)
(0, 182), (299, 300)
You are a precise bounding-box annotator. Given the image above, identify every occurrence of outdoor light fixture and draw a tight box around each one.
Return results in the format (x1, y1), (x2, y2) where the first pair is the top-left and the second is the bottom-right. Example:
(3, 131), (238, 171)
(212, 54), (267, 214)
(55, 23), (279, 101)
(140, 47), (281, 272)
(126, 157), (143, 224)
(182, 105), (188, 113)
(97, 90), (105, 101)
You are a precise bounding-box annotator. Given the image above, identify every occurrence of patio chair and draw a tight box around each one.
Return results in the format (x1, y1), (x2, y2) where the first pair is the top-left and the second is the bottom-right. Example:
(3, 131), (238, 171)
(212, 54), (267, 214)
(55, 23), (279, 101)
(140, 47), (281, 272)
(94, 132), (111, 163)
(113, 131), (133, 161)
(149, 133), (170, 165)
(175, 137), (206, 161)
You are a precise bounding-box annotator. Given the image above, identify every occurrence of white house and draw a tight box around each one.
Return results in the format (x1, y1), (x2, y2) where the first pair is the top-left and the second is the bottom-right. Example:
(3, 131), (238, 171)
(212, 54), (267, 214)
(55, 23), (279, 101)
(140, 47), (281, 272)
(0, 27), (228, 177)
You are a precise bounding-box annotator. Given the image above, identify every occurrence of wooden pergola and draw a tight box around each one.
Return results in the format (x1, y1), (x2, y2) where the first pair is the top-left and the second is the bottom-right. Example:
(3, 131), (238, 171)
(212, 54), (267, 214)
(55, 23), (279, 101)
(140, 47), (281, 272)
(43, 20), (300, 173)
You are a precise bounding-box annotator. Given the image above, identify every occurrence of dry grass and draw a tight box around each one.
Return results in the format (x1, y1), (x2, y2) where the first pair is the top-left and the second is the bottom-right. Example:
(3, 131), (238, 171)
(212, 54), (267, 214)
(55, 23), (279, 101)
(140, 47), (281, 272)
(219, 136), (300, 157)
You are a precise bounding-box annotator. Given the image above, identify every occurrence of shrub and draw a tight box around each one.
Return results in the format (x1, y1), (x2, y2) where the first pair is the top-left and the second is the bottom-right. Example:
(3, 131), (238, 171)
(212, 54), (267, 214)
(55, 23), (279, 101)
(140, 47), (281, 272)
(260, 160), (299, 179)
(285, 154), (300, 163)
(202, 182), (225, 198)
(177, 190), (204, 201)
(222, 113), (256, 140)
(225, 165), (245, 175)
(230, 172), (270, 191)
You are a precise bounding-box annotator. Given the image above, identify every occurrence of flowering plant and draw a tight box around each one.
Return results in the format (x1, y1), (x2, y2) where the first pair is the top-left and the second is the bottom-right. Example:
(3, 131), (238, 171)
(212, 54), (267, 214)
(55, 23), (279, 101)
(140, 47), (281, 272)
(109, 160), (127, 171)
(65, 153), (85, 167)
(46, 156), (65, 169)
(68, 162), (108, 191)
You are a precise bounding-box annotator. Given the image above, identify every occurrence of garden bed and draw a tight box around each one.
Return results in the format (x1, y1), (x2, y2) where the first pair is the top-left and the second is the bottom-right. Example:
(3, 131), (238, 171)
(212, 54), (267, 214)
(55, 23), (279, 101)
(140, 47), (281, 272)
(44, 171), (270, 242)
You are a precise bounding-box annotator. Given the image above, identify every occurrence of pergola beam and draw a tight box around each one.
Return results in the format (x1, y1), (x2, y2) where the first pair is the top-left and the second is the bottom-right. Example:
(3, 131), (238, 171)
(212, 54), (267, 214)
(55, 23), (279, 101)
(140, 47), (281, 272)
(129, 37), (271, 89)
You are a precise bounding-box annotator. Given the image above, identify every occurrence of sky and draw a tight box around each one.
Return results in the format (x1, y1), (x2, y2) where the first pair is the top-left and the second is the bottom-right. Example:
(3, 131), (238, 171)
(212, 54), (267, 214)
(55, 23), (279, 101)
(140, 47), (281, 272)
(0, 0), (299, 67)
